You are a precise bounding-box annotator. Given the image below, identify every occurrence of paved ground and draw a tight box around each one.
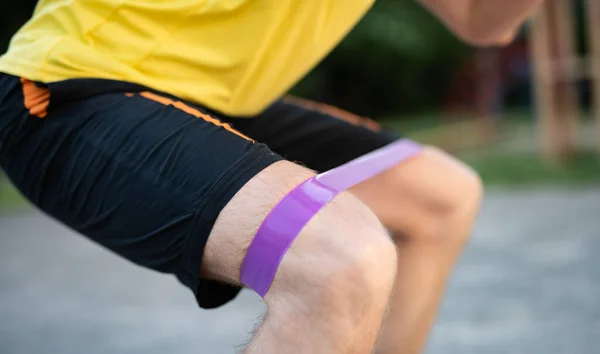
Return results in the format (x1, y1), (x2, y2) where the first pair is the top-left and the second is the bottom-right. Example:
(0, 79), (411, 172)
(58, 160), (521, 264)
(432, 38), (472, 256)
(1, 188), (599, 354)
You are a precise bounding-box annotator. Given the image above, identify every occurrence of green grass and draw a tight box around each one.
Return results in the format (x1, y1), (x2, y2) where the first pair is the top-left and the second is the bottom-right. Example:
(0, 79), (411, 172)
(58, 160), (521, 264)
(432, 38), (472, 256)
(0, 178), (27, 212)
(460, 150), (600, 186)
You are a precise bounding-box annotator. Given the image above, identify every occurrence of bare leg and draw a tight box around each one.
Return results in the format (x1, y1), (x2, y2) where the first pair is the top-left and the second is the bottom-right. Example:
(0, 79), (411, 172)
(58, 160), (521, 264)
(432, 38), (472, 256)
(350, 147), (483, 354)
(201, 161), (398, 353)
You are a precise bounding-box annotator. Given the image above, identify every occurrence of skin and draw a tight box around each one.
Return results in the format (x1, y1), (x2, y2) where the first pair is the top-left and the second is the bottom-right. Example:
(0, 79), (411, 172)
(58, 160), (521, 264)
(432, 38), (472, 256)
(202, 161), (399, 354)
(418, 0), (546, 46)
(348, 2), (548, 351)
(200, 1), (546, 353)
(350, 147), (483, 354)
(201, 148), (482, 354)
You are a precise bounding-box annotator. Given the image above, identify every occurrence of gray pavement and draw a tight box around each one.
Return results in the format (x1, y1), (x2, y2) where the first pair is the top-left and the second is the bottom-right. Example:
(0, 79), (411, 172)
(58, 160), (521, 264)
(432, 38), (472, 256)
(1, 188), (600, 354)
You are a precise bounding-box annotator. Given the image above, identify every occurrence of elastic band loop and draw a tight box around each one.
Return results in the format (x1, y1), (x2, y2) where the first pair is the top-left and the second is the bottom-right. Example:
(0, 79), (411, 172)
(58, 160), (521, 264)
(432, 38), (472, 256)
(240, 139), (423, 297)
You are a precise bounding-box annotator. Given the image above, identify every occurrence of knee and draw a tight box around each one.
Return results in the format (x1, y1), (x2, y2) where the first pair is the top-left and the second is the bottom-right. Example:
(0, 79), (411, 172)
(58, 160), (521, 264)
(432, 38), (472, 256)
(420, 146), (483, 244)
(434, 146), (483, 213)
(267, 192), (397, 318)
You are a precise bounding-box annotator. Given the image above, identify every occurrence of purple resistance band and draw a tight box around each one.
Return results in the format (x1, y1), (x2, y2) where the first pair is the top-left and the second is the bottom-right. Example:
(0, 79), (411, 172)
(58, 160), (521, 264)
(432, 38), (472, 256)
(240, 139), (423, 297)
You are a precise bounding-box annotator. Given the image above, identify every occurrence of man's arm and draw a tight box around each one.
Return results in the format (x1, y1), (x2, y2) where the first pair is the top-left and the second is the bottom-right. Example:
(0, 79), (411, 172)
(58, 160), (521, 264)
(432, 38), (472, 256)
(417, 0), (545, 46)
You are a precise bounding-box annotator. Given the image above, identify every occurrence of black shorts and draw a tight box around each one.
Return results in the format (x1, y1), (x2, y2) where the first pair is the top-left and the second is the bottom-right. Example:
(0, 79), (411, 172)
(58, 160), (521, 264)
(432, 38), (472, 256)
(0, 73), (400, 309)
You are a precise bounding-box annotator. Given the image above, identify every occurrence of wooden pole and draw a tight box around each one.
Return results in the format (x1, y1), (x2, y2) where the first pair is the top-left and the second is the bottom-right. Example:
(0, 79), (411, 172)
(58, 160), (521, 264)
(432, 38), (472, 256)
(586, 0), (600, 156)
(530, 4), (554, 158)
(529, 0), (580, 161)
(553, 0), (580, 157)
(474, 48), (502, 144)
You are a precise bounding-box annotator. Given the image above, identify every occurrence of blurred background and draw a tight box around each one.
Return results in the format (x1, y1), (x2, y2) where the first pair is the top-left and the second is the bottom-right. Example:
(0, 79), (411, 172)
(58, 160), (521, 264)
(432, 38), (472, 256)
(1, 1), (599, 353)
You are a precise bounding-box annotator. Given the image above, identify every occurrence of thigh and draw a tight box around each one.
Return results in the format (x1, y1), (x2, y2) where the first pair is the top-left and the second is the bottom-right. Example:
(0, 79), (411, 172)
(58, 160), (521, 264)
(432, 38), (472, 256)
(219, 96), (401, 172)
(350, 146), (483, 238)
(0, 74), (282, 308)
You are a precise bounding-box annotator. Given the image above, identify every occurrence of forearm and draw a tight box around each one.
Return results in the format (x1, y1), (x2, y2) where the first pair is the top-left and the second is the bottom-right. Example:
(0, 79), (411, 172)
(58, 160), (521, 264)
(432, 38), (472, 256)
(469, 0), (544, 44)
(419, 0), (545, 46)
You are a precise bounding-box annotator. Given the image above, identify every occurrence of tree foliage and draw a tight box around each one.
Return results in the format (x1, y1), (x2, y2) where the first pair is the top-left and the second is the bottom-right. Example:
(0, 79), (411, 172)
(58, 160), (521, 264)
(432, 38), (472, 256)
(294, 0), (471, 116)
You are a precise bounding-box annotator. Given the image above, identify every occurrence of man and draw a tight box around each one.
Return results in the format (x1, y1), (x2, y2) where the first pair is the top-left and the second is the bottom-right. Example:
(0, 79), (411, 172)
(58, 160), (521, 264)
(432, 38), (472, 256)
(0, 1), (543, 353)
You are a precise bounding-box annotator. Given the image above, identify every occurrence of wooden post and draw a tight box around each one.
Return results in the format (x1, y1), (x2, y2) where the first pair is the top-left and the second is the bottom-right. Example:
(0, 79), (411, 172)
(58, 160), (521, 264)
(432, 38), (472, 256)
(474, 48), (502, 143)
(530, 6), (554, 159)
(553, 0), (580, 158)
(529, 0), (580, 161)
(586, 0), (600, 156)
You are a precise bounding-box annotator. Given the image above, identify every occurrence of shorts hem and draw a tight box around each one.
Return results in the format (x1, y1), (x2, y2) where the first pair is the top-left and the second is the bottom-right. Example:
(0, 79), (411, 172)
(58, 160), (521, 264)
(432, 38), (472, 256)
(183, 143), (282, 309)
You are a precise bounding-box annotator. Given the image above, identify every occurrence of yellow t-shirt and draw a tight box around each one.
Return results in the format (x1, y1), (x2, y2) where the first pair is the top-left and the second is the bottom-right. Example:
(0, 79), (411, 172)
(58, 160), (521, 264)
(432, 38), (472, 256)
(0, 0), (373, 116)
